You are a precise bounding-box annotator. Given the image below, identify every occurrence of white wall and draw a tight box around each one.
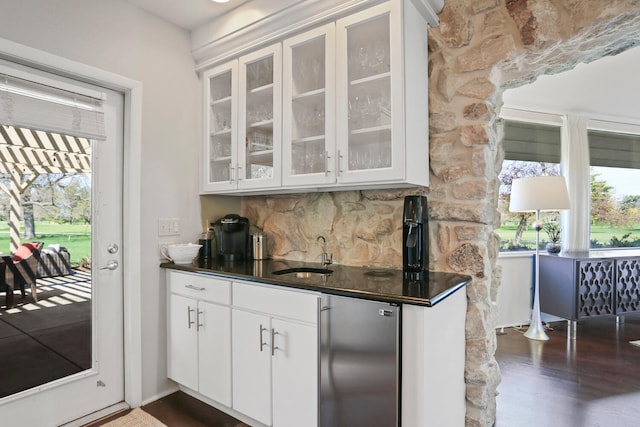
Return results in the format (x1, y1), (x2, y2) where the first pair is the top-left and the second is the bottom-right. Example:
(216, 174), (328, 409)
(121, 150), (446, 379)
(496, 254), (533, 328)
(0, 0), (201, 402)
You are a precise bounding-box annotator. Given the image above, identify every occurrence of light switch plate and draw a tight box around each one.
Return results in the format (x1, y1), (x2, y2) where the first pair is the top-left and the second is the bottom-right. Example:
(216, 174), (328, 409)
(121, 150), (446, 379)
(158, 218), (180, 236)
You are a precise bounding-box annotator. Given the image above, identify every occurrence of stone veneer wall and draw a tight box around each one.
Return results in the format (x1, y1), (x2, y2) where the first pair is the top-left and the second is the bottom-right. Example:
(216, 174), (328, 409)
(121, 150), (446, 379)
(239, 1), (640, 425)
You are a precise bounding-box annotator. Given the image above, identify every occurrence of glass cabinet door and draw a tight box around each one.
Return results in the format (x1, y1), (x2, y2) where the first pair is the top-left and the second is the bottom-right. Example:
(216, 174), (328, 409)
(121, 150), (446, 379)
(204, 62), (237, 192)
(336, 2), (404, 184)
(238, 45), (282, 190)
(282, 24), (335, 187)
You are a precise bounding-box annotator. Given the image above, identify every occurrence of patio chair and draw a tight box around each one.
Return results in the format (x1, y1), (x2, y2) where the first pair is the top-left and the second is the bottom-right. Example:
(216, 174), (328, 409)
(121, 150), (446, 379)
(2, 242), (44, 307)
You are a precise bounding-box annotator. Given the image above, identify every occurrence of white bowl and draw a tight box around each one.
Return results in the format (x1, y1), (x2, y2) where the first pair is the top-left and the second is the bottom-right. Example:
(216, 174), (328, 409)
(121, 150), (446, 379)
(161, 243), (202, 264)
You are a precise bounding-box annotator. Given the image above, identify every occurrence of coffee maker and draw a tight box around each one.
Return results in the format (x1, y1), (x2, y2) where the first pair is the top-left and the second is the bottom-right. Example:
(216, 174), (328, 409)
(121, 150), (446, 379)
(403, 195), (428, 272)
(211, 214), (250, 261)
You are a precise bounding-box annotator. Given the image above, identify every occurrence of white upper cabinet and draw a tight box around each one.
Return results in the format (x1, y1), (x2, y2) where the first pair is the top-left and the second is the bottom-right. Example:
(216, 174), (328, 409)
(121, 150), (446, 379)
(203, 45), (282, 193)
(335, 0), (429, 189)
(203, 61), (237, 193)
(282, 23), (336, 187)
(238, 45), (282, 191)
(336, 2), (402, 185)
(201, 0), (429, 194)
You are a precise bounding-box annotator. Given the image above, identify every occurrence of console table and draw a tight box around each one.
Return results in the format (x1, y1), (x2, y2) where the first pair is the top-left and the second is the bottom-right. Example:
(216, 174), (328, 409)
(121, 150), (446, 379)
(539, 250), (640, 338)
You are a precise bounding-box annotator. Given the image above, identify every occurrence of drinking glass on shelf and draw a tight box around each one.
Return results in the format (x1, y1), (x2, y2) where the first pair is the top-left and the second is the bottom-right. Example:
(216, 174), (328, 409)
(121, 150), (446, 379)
(215, 111), (229, 131)
(311, 58), (322, 90)
(371, 40), (387, 73)
(349, 98), (361, 129)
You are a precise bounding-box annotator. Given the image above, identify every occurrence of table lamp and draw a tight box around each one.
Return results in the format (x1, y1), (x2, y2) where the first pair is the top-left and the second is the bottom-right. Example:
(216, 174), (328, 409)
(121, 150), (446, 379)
(509, 175), (571, 341)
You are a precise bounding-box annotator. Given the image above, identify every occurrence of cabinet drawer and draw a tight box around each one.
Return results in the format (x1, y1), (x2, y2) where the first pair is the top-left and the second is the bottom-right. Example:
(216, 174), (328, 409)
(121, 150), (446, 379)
(233, 281), (319, 324)
(169, 271), (231, 304)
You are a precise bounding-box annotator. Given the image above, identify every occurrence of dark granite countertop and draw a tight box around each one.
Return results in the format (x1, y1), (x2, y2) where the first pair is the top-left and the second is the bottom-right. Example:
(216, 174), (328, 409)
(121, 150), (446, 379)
(160, 258), (471, 307)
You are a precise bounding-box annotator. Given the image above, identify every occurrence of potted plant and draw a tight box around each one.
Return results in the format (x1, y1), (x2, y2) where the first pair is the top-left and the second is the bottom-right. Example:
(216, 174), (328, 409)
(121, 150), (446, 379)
(542, 220), (562, 253)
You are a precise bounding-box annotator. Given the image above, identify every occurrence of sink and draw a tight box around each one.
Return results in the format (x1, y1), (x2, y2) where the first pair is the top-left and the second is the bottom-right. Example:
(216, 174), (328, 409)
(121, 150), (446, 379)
(271, 267), (333, 278)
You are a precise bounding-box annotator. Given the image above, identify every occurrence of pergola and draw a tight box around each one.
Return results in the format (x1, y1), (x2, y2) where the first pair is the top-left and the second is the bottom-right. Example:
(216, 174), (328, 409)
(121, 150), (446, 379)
(0, 125), (91, 252)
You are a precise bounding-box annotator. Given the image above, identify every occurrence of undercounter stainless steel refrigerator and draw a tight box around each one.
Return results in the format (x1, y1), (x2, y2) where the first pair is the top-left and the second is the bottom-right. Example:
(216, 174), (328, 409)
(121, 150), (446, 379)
(320, 294), (400, 427)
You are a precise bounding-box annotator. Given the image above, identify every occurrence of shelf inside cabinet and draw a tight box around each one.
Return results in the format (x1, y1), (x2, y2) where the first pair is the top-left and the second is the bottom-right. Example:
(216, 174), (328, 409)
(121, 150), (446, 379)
(247, 83), (274, 96)
(211, 129), (232, 138)
(247, 149), (274, 162)
(349, 126), (391, 146)
(292, 89), (325, 106)
(211, 155), (232, 163)
(247, 119), (274, 131)
(212, 96), (232, 106)
(292, 135), (325, 145)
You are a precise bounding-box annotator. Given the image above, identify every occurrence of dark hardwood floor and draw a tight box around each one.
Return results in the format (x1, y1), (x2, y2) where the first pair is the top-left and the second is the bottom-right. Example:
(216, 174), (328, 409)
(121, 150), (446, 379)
(495, 314), (640, 427)
(89, 314), (640, 427)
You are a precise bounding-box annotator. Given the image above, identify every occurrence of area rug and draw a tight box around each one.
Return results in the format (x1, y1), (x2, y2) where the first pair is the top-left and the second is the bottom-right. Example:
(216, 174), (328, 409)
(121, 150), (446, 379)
(102, 408), (167, 427)
(630, 340), (640, 348)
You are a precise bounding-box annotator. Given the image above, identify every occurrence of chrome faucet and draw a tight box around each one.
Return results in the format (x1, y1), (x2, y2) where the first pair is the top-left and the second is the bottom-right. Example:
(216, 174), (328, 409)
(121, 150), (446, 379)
(317, 235), (333, 269)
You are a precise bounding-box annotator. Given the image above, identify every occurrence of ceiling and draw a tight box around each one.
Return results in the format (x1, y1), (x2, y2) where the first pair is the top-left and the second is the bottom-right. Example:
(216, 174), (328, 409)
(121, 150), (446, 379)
(503, 45), (640, 123)
(124, 0), (253, 31)
(125, 0), (639, 124)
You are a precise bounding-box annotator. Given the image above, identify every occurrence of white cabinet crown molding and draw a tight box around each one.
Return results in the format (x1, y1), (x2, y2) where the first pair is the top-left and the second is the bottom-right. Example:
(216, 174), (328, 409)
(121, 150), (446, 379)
(192, 0), (442, 72)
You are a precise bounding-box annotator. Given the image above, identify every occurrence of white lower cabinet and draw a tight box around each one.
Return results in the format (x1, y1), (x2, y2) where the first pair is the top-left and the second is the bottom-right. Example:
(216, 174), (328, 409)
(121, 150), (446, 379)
(167, 271), (232, 406)
(232, 281), (320, 427)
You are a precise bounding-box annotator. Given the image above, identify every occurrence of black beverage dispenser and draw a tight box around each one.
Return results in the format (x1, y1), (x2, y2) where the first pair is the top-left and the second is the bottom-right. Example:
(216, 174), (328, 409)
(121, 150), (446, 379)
(403, 195), (428, 272)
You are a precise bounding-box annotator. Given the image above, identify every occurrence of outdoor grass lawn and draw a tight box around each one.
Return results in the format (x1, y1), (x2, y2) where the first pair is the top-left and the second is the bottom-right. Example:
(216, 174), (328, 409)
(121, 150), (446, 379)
(497, 224), (640, 250)
(0, 222), (90, 265)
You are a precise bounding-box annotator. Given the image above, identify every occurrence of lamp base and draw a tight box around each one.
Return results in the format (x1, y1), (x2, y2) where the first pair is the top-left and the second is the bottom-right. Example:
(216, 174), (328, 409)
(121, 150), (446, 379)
(524, 320), (549, 341)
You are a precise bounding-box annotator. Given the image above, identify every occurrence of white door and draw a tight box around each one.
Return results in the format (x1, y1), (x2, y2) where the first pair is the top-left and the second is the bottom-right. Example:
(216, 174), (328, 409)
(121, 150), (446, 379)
(167, 293), (199, 390)
(232, 309), (272, 425)
(0, 84), (125, 426)
(198, 300), (232, 406)
(272, 318), (318, 427)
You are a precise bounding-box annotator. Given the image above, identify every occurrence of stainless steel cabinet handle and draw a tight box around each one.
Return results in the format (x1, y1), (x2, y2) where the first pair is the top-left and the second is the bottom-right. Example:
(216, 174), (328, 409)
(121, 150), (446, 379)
(229, 164), (235, 183)
(259, 324), (268, 352)
(337, 149), (343, 176)
(187, 306), (195, 329)
(185, 284), (206, 291)
(271, 328), (278, 356)
(197, 310), (204, 331)
(325, 151), (331, 176)
(320, 306), (331, 311)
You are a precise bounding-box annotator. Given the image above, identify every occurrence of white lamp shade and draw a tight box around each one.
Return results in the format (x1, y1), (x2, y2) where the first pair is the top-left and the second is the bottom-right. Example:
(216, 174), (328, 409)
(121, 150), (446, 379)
(509, 175), (571, 212)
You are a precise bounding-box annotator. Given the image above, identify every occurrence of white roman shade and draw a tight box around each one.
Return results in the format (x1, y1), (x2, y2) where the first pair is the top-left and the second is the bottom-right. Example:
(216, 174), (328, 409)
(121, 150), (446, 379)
(0, 73), (106, 140)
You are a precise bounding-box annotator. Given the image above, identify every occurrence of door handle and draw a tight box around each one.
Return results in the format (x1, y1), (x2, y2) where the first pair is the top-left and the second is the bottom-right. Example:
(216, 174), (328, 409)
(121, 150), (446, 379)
(196, 309), (204, 331)
(99, 260), (119, 271)
(187, 307), (195, 329)
(271, 328), (278, 356)
(259, 324), (268, 352)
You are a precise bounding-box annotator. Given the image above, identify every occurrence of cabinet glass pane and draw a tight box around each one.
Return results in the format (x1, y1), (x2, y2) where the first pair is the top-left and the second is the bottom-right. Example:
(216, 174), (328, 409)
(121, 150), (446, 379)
(245, 56), (274, 180)
(346, 14), (392, 171)
(291, 35), (327, 176)
(210, 71), (233, 183)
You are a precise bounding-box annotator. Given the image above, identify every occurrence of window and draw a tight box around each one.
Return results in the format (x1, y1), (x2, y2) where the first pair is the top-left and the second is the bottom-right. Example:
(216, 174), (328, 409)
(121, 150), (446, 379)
(498, 119), (562, 251)
(588, 129), (640, 248)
